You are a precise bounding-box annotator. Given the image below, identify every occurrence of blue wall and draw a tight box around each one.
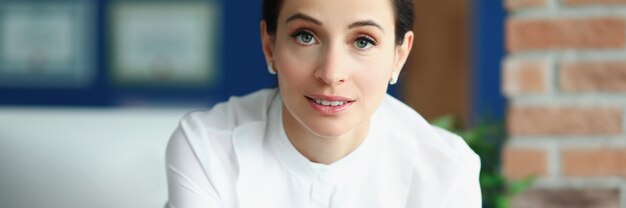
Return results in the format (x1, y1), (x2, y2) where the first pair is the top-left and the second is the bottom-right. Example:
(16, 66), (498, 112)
(471, 0), (506, 122)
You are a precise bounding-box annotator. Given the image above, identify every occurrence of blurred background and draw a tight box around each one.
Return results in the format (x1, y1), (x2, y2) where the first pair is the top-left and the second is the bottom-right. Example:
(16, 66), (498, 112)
(1, 0), (625, 207)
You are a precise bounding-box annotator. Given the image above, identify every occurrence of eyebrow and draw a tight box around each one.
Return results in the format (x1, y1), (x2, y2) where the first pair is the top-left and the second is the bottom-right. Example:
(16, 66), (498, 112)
(348, 20), (384, 32)
(285, 13), (384, 32)
(285, 13), (323, 26)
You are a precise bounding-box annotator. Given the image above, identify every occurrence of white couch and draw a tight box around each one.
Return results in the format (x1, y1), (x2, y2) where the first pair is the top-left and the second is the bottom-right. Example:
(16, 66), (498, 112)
(0, 107), (192, 208)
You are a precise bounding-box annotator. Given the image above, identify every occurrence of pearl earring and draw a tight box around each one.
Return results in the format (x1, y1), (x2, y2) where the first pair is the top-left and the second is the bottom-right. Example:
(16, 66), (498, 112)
(267, 63), (276, 75)
(389, 72), (399, 85)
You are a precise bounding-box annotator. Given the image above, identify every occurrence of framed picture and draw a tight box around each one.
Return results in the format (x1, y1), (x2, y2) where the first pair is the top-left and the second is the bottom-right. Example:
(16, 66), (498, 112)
(110, 1), (220, 87)
(0, 0), (94, 88)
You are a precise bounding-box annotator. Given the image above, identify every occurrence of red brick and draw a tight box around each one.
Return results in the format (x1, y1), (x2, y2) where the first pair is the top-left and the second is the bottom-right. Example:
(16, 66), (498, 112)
(560, 61), (626, 92)
(503, 147), (548, 180)
(563, 0), (626, 5)
(511, 188), (620, 208)
(506, 17), (626, 52)
(562, 148), (626, 177)
(505, 0), (548, 10)
(503, 59), (549, 95)
(507, 106), (622, 135)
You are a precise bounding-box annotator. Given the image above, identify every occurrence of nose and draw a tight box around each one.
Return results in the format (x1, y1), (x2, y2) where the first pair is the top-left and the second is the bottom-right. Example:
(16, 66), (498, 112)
(314, 43), (348, 85)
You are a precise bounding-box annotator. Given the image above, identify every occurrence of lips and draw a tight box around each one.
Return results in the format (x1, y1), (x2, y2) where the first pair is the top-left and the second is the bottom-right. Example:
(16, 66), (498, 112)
(313, 99), (346, 106)
(305, 95), (355, 115)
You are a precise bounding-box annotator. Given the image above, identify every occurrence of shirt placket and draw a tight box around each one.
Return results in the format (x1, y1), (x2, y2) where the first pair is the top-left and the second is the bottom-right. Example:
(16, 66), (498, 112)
(310, 168), (333, 208)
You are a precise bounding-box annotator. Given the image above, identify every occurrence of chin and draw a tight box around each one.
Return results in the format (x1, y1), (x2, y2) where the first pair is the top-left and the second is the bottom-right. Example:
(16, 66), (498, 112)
(303, 119), (355, 139)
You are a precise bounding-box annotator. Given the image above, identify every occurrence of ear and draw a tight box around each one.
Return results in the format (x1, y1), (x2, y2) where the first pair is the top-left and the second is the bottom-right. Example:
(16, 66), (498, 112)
(392, 31), (414, 75)
(260, 20), (275, 65)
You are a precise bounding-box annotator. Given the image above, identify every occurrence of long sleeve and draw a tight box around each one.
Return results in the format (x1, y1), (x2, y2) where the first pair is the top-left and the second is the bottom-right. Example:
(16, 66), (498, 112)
(166, 126), (222, 208)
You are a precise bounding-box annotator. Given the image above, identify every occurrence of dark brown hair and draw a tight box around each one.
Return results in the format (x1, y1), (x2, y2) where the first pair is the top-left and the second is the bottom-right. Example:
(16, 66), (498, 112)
(262, 0), (414, 45)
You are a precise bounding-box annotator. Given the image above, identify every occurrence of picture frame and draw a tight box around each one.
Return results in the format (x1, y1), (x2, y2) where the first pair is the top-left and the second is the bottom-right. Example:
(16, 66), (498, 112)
(109, 1), (220, 88)
(0, 0), (94, 88)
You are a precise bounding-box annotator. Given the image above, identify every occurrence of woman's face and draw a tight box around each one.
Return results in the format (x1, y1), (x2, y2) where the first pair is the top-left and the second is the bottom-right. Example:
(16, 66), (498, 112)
(261, 0), (413, 138)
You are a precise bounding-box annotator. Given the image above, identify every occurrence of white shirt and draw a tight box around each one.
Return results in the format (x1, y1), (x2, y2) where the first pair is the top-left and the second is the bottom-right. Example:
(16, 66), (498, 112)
(166, 88), (481, 208)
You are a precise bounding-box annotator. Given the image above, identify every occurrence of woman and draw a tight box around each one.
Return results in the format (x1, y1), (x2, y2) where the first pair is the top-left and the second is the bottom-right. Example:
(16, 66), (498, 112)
(166, 0), (481, 207)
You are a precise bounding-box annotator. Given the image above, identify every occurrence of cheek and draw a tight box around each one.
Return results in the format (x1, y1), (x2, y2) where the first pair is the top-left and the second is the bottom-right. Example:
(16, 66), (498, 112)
(276, 53), (310, 84)
(352, 53), (395, 107)
(274, 51), (314, 99)
(354, 54), (394, 88)
(355, 69), (389, 106)
(274, 41), (320, 83)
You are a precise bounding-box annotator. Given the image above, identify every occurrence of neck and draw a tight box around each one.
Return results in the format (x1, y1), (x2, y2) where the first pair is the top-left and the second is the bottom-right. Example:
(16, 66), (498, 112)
(282, 105), (370, 165)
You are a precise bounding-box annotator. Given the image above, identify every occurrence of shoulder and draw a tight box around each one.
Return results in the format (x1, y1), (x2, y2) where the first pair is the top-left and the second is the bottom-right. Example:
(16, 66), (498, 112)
(378, 95), (481, 205)
(166, 89), (278, 204)
(170, 88), (278, 157)
(429, 125), (481, 171)
(180, 88), (278, 133)
(378, 94), (480, 175)
(168, 88), (278, 167)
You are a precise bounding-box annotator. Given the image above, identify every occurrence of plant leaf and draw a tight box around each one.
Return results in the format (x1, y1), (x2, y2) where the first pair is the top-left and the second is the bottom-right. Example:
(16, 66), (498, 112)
(496, 195), (509, 208)
(508, 176), (535, 195)
(431, 114), (455, 130)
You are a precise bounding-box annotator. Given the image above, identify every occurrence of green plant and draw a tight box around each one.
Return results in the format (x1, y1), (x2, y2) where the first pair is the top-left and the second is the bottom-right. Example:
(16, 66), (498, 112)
(431, 115), (534, 208)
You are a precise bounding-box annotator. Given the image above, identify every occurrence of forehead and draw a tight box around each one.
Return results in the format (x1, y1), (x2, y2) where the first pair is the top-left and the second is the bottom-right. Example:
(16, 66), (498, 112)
(278, 0), (395, 28)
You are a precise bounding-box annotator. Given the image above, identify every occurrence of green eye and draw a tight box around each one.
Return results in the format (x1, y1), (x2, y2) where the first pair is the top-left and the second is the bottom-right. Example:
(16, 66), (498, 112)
(355, 39), (370, 48)
(354, 37), (375, 49)
(299, 34), (313, 43)
(292, 31), (317, 45)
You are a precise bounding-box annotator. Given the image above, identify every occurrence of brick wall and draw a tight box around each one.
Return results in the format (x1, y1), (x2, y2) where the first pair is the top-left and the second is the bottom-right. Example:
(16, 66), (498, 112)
(503, 0), (626, 207)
